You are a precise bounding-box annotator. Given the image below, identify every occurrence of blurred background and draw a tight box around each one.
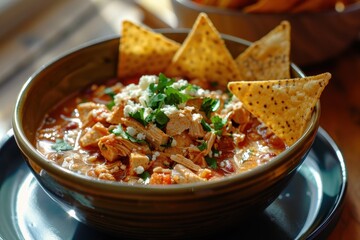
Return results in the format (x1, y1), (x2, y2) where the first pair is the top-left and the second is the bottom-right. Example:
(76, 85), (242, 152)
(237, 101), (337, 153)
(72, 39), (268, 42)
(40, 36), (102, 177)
(0, 0), (359, 238)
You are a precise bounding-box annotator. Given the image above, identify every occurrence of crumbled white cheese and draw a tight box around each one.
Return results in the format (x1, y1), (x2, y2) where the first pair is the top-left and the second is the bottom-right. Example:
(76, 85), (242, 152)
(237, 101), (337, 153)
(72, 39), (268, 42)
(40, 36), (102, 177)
(192, 113), (202, 121)
(161, 105), (178, 116)
(152, 151), (160, 161)
(139, 75), (158, 90)
(171, 138), (177, 147)
(134, 166), (145, 175)
(172, 79), (188, 89)
(136, 133), (146, 140)
(126, 126), (137, 136)
(123, 100), (143, 117)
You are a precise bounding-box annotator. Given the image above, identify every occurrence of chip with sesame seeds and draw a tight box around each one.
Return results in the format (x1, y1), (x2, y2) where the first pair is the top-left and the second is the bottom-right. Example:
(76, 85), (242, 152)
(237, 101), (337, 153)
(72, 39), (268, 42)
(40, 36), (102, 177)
(235, 21), (291, 81)
(164, 13), (241, 90)
(117, 20), (181, 79)
(227, 72), (331, 145)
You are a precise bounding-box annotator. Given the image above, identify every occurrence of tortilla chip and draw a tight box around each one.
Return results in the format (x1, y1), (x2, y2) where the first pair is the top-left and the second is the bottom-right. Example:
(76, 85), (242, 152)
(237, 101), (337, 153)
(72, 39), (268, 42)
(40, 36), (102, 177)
(117, 21), (181, 79)
(164, 13), (241, 90)
(227, 72), (331, 145)
(235, 21), (291, 81)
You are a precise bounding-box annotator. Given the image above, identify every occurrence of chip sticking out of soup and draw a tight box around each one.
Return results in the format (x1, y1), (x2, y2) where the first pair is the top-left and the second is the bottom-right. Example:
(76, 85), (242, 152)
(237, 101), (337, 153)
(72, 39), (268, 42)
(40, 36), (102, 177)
(164, 13), (241, 90)
(117, 20), (180, 79)
(235, 20), (291, 81)
(228, 73), (331, 145)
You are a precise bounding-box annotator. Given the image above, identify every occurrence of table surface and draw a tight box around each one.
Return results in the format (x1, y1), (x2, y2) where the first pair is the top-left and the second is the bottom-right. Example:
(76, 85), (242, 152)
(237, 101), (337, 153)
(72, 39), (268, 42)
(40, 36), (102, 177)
(0, 0), (359, 239)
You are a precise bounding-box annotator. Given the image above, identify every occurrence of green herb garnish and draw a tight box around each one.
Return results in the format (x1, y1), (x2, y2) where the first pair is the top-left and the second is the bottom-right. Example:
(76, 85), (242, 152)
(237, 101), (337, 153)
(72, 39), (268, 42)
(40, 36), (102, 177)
(139, 171), (151, 181)
(104, 87), (116, 110)
(164, 87), (191, 106)
(205, 156), (218, 169)
(211, 115), (227, 135)
(201, 119), (212, 132)
(146, 109), (169, 129)
(51, 139), (73, 152)
(148, 93), (166, 109)
(110, 124), (146, 143)
(201, 97), (220, 118)
(197, 141), (207, 151)
(129, 108), (148, 126)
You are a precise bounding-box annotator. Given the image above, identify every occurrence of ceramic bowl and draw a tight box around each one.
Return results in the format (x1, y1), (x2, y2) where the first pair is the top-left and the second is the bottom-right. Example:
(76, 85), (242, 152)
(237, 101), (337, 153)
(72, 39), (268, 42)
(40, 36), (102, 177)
(171, 0), (360, 66)
(12, 30), (320, 239)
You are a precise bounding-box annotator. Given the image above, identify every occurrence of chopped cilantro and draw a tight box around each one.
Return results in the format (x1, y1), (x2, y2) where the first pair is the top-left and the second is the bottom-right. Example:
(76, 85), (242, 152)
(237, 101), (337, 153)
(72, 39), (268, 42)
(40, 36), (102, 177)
(104, 88), (116, 110)
(51, 139), (73, 152)
(205, 156), (218, 169)
(129, 108), (148, 126)
(148, 93), (166, 109)
(139, 171), (151, 181)
(201, 97), (220, 118)
(164, 87), (191, 106)
(104, 87), (115, 98)
(110, 124), (146, 143)
(211, 115), (227, 135)
(197, 141), (207, 151)
(149, 73), (174, 94)
(106, 101), (115, 110)
(146, 109), (169, 129)
(201, 119), (212, 132)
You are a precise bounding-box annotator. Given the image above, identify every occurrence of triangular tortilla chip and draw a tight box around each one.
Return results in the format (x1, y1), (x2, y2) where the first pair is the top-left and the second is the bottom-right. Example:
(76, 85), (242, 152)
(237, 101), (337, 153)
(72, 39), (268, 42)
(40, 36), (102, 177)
(165, 13), (241, 90)
(117, 21), (181, 79)
(235, 21), (291, 81)
(227, 72), (331, 145)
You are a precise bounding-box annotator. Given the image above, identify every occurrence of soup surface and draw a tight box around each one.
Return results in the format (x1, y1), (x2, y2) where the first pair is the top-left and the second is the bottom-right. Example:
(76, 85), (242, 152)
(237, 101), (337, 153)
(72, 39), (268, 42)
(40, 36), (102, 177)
(36, 74), (286, 184)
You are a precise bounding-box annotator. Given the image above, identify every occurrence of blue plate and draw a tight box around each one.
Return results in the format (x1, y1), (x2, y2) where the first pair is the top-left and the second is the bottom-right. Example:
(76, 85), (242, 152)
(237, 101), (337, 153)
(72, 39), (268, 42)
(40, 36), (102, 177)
(0, 128), (347, 240)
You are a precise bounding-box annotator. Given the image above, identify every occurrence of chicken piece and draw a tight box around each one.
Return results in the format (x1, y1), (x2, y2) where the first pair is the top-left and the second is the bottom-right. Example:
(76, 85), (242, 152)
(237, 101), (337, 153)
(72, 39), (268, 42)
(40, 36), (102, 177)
(229, 104), (251, 125)
(106, 104), (125, 124)
(171, 133), (193, 148)
(128, 152), (150, 176)
(170, 154), (201, 172)
(98, 134), (139, 162)
(79, 122), (108, 147)
(166, 110), (192, 136)
(77, 102), (110, 127)
(121, 117), (169, 149)
(172, 164), (205, 184)
(188, 114), (206, 138)
(203, 132), (216, 156)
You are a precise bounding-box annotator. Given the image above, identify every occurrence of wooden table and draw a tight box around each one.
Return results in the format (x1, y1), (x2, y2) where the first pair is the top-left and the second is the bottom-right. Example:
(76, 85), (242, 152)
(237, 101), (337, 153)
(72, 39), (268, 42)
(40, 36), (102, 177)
(0, 0), (359, 239)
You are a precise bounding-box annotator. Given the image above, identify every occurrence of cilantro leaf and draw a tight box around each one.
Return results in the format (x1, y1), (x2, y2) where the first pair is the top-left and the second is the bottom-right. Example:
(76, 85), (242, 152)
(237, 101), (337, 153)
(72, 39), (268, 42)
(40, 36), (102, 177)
(146, 109), (169, 129)
(201, 119), (212, 132)
(211, 115), (227, 135)
(139, 171), (151, 181)
(164, 87), (191, 106)
(205, 156), (218, 169)
(104, 87), (116, 110)
(148, 93), (166, 109)
(129, 108), (148, 126)
(51, 139), (73, 152)
(110, 124), (146, 143)
(201, 97), (220, 118)
(197, 141), (207, 151)
(157, 73), (174, 93)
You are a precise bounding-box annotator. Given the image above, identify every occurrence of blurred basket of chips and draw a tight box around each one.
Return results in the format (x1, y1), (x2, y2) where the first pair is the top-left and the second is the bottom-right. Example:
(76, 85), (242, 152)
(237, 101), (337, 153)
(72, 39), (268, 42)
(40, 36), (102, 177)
(171, 0), (360, 66)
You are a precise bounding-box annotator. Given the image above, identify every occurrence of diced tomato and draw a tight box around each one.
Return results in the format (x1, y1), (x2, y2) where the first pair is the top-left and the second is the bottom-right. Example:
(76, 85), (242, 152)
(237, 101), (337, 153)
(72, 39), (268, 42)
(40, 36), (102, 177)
(149, 173), (172, 185)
